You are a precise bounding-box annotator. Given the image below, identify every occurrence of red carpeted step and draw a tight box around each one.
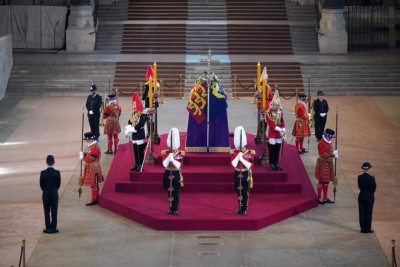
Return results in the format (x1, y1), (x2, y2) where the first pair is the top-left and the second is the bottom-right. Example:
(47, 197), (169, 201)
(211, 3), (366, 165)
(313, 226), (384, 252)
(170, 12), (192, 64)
(100, 132), (317, 231)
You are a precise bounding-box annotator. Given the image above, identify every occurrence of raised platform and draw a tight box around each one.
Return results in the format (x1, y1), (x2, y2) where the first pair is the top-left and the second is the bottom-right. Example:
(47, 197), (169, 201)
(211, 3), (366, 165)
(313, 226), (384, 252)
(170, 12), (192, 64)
(99, 132), (317, 231)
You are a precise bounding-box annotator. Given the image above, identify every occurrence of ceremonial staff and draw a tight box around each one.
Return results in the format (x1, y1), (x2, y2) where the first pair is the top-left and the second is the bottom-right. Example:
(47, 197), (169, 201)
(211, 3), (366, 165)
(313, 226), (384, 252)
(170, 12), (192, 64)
(78, 108), (84, 203)
(307, 77), (312, 151)
(333, 106), (338, 203)
(237, 129), (244, 212)
(168, 130), (174, 209)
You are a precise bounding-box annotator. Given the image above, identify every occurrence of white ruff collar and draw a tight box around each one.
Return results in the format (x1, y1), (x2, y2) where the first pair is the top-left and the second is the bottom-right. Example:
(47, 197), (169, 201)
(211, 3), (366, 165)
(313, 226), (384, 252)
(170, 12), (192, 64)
(322, 136), (332, 144)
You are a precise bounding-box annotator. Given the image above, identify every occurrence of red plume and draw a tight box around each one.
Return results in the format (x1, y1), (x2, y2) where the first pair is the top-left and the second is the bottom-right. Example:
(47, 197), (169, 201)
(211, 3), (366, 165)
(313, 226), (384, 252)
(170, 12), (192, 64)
(146, 65), (154, 80)
(132, 92), (143, 112)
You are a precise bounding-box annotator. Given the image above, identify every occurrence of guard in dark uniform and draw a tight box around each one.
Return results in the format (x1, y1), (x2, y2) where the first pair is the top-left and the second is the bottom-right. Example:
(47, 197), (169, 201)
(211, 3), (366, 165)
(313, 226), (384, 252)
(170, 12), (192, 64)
(85, 84), (103, 140)
(313, 90), (329, 141)
(230, 126), (255, 216)
(161, 128), (184, 216)
(358, 162), (376, 233)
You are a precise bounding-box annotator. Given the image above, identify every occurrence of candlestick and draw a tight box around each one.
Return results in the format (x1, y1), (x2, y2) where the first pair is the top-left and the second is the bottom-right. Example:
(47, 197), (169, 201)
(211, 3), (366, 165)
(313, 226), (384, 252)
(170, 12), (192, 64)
(149, 77), (153, 108)
(153, 62), (158, 92)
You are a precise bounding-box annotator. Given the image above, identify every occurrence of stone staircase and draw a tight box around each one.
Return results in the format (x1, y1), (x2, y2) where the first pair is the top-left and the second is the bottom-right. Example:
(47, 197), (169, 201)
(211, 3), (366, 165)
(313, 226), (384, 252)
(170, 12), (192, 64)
(112, 62), (186, 98)
(5, 0), (400, 98)
(95, 0), (129, 52)
(6, 61), (116, 96)
(301, 62), (400, 96)
(285, 0), (319, 55)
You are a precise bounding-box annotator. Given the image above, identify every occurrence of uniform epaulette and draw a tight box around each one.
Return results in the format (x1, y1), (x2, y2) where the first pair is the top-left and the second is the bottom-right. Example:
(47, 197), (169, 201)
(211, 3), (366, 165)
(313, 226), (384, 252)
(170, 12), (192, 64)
(180, 151), (186, 156)
(230, 149), (235, 154)
(250, 150), (256, 155)
(161, 149), (168, 156)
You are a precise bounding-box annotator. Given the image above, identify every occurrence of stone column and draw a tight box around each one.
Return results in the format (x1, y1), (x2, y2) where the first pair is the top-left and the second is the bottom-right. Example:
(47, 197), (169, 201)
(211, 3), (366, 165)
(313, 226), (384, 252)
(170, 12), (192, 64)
(66, 0), (96, 52)
(318, 0), (348, 54)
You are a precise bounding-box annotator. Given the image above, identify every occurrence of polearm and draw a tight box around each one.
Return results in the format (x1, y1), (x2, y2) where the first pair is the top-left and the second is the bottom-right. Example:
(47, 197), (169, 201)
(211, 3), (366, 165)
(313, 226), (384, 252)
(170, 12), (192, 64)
(237, 129), (244, 212)
(78, 108), (84, 204)
(168, 129), (174, 209)
(333, 106), (338, 203)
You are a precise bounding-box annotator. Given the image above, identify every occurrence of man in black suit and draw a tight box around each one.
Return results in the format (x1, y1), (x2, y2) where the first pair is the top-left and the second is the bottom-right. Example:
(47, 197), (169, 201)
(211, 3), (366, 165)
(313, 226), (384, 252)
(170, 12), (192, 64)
(40, 155), (61, 234)
(358, 162), (377, 234)
(85, 84), (103, 140)
(313, 90), (329, 141)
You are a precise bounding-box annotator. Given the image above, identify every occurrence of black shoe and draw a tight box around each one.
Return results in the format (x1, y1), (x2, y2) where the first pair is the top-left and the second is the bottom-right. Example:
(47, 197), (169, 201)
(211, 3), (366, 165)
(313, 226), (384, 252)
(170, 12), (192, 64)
(274, 164), (283, 171)
(324, 199), (334, 204)
(135, 165), (143, 172)
(172, 211), (179, 216)
(241, 210), (248, 216)
(298, 150), (303, 154)
(48, 229), (59, 234)
(43, 229), (50, 233)
(86, 201), (98, 206)
(130, 164), (139, 172)
(366, 230), (374, 233)
(301, 149), (308, 153)
(318, 200), (325, 205)
(105, 150), (113, 154)
(269, 164), (276, 171)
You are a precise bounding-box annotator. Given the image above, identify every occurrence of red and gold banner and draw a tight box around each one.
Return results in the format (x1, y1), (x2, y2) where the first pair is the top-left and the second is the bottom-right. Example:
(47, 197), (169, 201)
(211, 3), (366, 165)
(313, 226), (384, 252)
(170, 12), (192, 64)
(186, 82), (208, 124)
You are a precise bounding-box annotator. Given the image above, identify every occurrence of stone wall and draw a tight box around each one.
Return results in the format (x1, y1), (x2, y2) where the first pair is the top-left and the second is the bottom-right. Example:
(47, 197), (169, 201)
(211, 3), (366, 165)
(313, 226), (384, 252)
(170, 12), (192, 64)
(0, 35), (12, 100)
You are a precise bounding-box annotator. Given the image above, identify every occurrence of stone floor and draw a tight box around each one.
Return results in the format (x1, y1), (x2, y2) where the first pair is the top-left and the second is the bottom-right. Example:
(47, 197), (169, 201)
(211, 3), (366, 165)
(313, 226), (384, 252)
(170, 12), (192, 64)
(0, 94), (399, 267)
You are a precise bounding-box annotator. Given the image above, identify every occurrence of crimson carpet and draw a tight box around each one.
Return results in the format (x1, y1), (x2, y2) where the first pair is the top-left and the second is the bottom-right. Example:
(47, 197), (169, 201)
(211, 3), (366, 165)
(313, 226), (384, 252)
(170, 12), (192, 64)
(99, 132), (317, 231)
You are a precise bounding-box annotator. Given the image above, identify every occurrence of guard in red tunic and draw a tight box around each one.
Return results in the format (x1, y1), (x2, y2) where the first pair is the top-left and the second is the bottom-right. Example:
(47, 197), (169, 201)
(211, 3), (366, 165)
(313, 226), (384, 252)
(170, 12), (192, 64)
(230, 126), (255, 216)
(315, 128), (338, 204)
(266, 90), (286, 171)
(292, 93), (312, 154)
(103, 94), (122, 154)
(161, 128), (185, 216)
(80, 132), (104, 206)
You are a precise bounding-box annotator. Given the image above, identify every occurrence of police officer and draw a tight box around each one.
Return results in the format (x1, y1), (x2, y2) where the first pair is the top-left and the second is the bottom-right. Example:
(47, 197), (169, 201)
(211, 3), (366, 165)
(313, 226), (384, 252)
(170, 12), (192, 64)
(85, 84), (103, 140)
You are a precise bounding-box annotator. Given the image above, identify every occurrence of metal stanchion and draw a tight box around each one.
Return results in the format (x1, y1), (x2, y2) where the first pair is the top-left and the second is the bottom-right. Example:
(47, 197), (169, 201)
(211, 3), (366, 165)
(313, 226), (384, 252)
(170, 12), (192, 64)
(231, 74), (237, 100)
(392, 239), (398, 267)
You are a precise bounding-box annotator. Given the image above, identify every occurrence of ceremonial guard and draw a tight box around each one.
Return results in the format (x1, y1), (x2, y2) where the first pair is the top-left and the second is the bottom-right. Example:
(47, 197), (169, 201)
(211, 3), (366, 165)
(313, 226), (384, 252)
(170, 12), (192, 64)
(102, 94), (121, 154)
(79, 132), (104, 206)
(161, 128), (185, 216)
(125, 92), (148, 172)
(315, 129), (338, 204)
(313, 90), (329, 141)
(266, 90), (286, 171)
(230, 126), (255, 216)
(292, 93), (312, 154)
(85, 84), (103, 140)
(358, 162), (376, 233)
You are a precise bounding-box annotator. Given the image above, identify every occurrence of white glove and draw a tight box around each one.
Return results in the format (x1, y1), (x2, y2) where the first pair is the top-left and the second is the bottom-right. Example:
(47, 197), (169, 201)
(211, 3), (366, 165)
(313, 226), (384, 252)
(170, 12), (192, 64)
(162, 156), (170, 168)
(320, 113), (326, 117)
(79, 151), (84, 160)
(124, 125), (136, 136)
(171, 158), (181, 170)
(282, 128), (286, 134)
(274, 126), (282, 133)
(231, 154), (240, 168)
(239, 156), (251, 170)
(308, 113), (312, 120)
(333, 150), (339, 158)
(89, 110), (94, 115)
